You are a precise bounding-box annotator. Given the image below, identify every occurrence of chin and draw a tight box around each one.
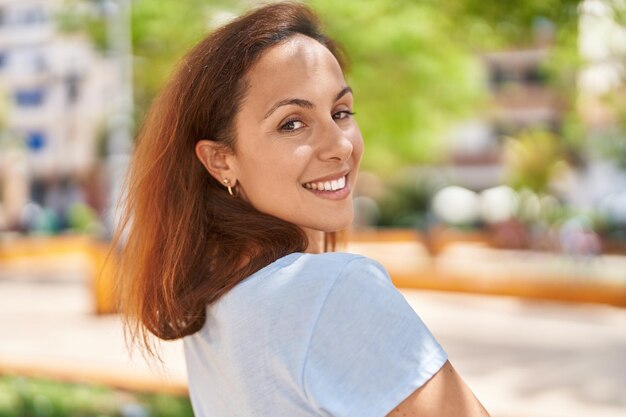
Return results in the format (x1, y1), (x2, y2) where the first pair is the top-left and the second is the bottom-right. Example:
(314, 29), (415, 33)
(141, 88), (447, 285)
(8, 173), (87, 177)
(318, 215), (353, 233)
(296, 206), (354, 234)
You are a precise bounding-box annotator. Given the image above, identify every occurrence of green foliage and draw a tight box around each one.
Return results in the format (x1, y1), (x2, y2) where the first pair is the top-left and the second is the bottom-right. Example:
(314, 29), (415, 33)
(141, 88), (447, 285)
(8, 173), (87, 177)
(63, 0), (588, 173)
(67, 202), (102, 233)
(308, 0), (486, 172)
(433, 0), (580, 49)
(503, 129), (570, 193)
(376, 180), (433, 229)
(0, 375), (193, 417)
(374, 168), (448, 228)
(55, 0), (96, 34)
(129, 0), (230, 119)
(304, 0), (585, 172)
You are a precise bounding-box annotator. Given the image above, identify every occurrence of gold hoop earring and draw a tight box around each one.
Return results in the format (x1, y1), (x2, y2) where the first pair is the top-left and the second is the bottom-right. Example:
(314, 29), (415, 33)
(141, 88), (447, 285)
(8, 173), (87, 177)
(223, 178), (235, 196)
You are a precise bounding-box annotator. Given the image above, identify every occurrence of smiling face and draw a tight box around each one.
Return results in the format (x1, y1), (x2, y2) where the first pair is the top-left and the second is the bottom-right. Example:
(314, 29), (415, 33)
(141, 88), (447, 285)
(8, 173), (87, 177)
(227, 35), (363, 251)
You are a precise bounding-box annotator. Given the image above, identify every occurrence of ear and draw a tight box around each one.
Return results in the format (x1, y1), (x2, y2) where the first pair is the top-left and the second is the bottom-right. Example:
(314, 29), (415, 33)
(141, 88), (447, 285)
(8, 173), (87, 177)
(195, 140), (238, 185)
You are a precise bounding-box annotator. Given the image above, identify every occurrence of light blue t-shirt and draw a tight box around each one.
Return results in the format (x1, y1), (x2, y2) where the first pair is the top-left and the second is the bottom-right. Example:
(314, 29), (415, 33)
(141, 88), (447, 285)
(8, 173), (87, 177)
(183, 252), (447, 417)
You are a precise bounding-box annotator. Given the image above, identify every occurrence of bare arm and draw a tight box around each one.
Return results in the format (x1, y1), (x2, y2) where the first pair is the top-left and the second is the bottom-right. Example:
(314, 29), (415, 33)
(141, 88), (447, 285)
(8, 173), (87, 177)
(386, 361), (491, 417)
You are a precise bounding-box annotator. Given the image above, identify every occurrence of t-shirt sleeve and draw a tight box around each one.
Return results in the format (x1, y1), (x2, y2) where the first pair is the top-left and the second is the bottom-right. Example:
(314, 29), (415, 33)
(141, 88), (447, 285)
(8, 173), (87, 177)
(302, 256), (448, 417)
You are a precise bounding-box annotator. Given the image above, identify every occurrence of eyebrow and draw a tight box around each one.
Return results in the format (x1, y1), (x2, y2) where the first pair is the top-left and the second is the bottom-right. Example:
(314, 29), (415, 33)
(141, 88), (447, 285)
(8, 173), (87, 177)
(263, 86), (353, 120)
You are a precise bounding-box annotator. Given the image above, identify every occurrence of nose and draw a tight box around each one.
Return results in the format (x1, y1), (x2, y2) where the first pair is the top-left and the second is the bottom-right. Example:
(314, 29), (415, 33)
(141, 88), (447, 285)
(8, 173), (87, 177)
(317, 120), (354, 162)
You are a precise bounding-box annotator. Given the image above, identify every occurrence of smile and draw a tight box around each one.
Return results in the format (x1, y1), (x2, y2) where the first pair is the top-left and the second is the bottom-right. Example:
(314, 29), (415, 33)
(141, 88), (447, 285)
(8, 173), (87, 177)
(302, 175), (346, 191)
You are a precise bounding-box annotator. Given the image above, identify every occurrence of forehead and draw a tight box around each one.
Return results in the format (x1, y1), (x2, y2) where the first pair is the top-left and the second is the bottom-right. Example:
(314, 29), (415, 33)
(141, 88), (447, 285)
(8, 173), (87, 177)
(242, 35), (346, 111)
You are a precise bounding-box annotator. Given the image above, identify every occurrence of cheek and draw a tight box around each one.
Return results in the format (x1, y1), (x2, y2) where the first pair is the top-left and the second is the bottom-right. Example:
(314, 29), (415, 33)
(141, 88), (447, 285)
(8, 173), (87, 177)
(240, 143), (314, 186)
(292, 144), (315, 161)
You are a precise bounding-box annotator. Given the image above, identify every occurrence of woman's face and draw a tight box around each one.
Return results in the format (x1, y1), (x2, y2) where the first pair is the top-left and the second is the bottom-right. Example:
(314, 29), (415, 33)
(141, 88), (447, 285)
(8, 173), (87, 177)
(230, 35), (364, 250)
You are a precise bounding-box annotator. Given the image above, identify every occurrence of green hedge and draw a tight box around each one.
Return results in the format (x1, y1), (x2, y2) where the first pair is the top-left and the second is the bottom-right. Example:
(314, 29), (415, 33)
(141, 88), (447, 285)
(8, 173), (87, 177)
(0, 376), (194, 417)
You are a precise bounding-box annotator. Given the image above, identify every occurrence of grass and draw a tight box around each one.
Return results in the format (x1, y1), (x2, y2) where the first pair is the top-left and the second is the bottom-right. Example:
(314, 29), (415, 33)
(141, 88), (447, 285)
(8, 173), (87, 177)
(0, 375), (194, 417)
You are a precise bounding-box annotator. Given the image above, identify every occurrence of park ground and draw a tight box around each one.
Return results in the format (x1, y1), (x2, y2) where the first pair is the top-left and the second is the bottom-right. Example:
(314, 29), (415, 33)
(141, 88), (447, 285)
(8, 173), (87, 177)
(0, 239), (624, 417)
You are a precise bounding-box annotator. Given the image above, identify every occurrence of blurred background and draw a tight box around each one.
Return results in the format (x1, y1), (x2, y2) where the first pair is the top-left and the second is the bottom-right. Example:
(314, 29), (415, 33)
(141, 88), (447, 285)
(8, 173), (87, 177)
(0, 0), (624, 416)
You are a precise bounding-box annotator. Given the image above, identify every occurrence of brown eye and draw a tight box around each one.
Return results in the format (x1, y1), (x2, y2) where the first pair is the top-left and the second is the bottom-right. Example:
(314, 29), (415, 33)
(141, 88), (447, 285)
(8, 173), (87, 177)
(280, 118), (305, 131)
(333, 110), (355, 121)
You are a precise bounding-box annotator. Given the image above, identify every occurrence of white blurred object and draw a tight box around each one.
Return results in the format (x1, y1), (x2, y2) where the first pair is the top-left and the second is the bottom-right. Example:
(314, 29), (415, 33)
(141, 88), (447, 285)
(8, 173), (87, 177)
(432, 186), (480, 225)
(517, 189), (542, 223)
(19, 201), (42, 230)
(448, 119), (495, 156)
(579, 0), (626, 94)
(479, 185), (518, 224)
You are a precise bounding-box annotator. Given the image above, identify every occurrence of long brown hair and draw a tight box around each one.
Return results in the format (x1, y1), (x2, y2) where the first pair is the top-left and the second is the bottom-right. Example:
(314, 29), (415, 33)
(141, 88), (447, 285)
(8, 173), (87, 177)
(113, 2), (346, 353)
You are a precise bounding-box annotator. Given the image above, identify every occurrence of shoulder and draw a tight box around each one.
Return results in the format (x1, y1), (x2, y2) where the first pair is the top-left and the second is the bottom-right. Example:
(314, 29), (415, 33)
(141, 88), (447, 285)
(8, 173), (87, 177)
(215, 251), (385, 306)
(288, 252), (392, 299)
(303, 252), (403, 320)
(301, 253), (448, 416)
(295, 252), (390, 282)
(215, 252), (391, 329)
(310, 251), (392, 289)
(245, 251), (389, 293)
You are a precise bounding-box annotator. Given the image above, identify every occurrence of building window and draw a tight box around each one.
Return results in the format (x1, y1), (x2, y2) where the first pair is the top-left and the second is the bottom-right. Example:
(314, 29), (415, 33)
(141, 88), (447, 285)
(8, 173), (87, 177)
(34, 53), (46, 73)
(19, 7), (46, 25)
(523, 67), (548, 86)
(65, 73), (81, 104)
(15, 87), (46, 107)
(12, 50), (46, 75)
(25, 131), (46, 151)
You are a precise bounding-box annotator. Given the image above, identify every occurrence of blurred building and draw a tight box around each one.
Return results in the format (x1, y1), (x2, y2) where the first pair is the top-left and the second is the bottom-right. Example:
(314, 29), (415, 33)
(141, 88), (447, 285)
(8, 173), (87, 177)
(0, 0), (107, 231)
(484, 47), (563, 138)
(447, 2), (626, 215)
(446, 45), (563, 192)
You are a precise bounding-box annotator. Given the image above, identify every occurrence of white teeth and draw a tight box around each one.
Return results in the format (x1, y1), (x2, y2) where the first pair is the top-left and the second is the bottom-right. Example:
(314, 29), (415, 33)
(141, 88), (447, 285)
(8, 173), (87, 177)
(303, 175), (347, 191)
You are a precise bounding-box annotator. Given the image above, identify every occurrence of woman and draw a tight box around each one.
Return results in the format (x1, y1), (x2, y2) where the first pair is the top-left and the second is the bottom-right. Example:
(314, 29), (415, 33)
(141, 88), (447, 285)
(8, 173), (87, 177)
(115, 2), (490, 416)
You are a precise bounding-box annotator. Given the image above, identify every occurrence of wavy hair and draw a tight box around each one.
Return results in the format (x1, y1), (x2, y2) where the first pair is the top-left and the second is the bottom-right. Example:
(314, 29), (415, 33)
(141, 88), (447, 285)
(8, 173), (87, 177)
(113, 2), (346, 355)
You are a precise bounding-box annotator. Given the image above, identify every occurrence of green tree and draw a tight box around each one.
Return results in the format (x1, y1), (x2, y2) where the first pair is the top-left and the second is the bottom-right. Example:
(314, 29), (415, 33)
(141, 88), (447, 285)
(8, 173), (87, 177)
(130, 0), (245, 118)
(308, 0), (485, 173)
(433, 0), (580, 48)
(62, 0), (590, 173)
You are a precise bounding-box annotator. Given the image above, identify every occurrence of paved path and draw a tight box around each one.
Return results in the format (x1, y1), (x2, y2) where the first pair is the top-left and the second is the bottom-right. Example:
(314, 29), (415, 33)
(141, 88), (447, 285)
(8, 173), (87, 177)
(0, 265), (624, 417)
(403, 289), (626, 417)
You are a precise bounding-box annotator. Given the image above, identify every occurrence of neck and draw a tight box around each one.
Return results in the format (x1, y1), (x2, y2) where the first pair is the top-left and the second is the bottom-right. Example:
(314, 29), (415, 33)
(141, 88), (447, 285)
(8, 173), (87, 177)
(303, 228), (324, 254)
